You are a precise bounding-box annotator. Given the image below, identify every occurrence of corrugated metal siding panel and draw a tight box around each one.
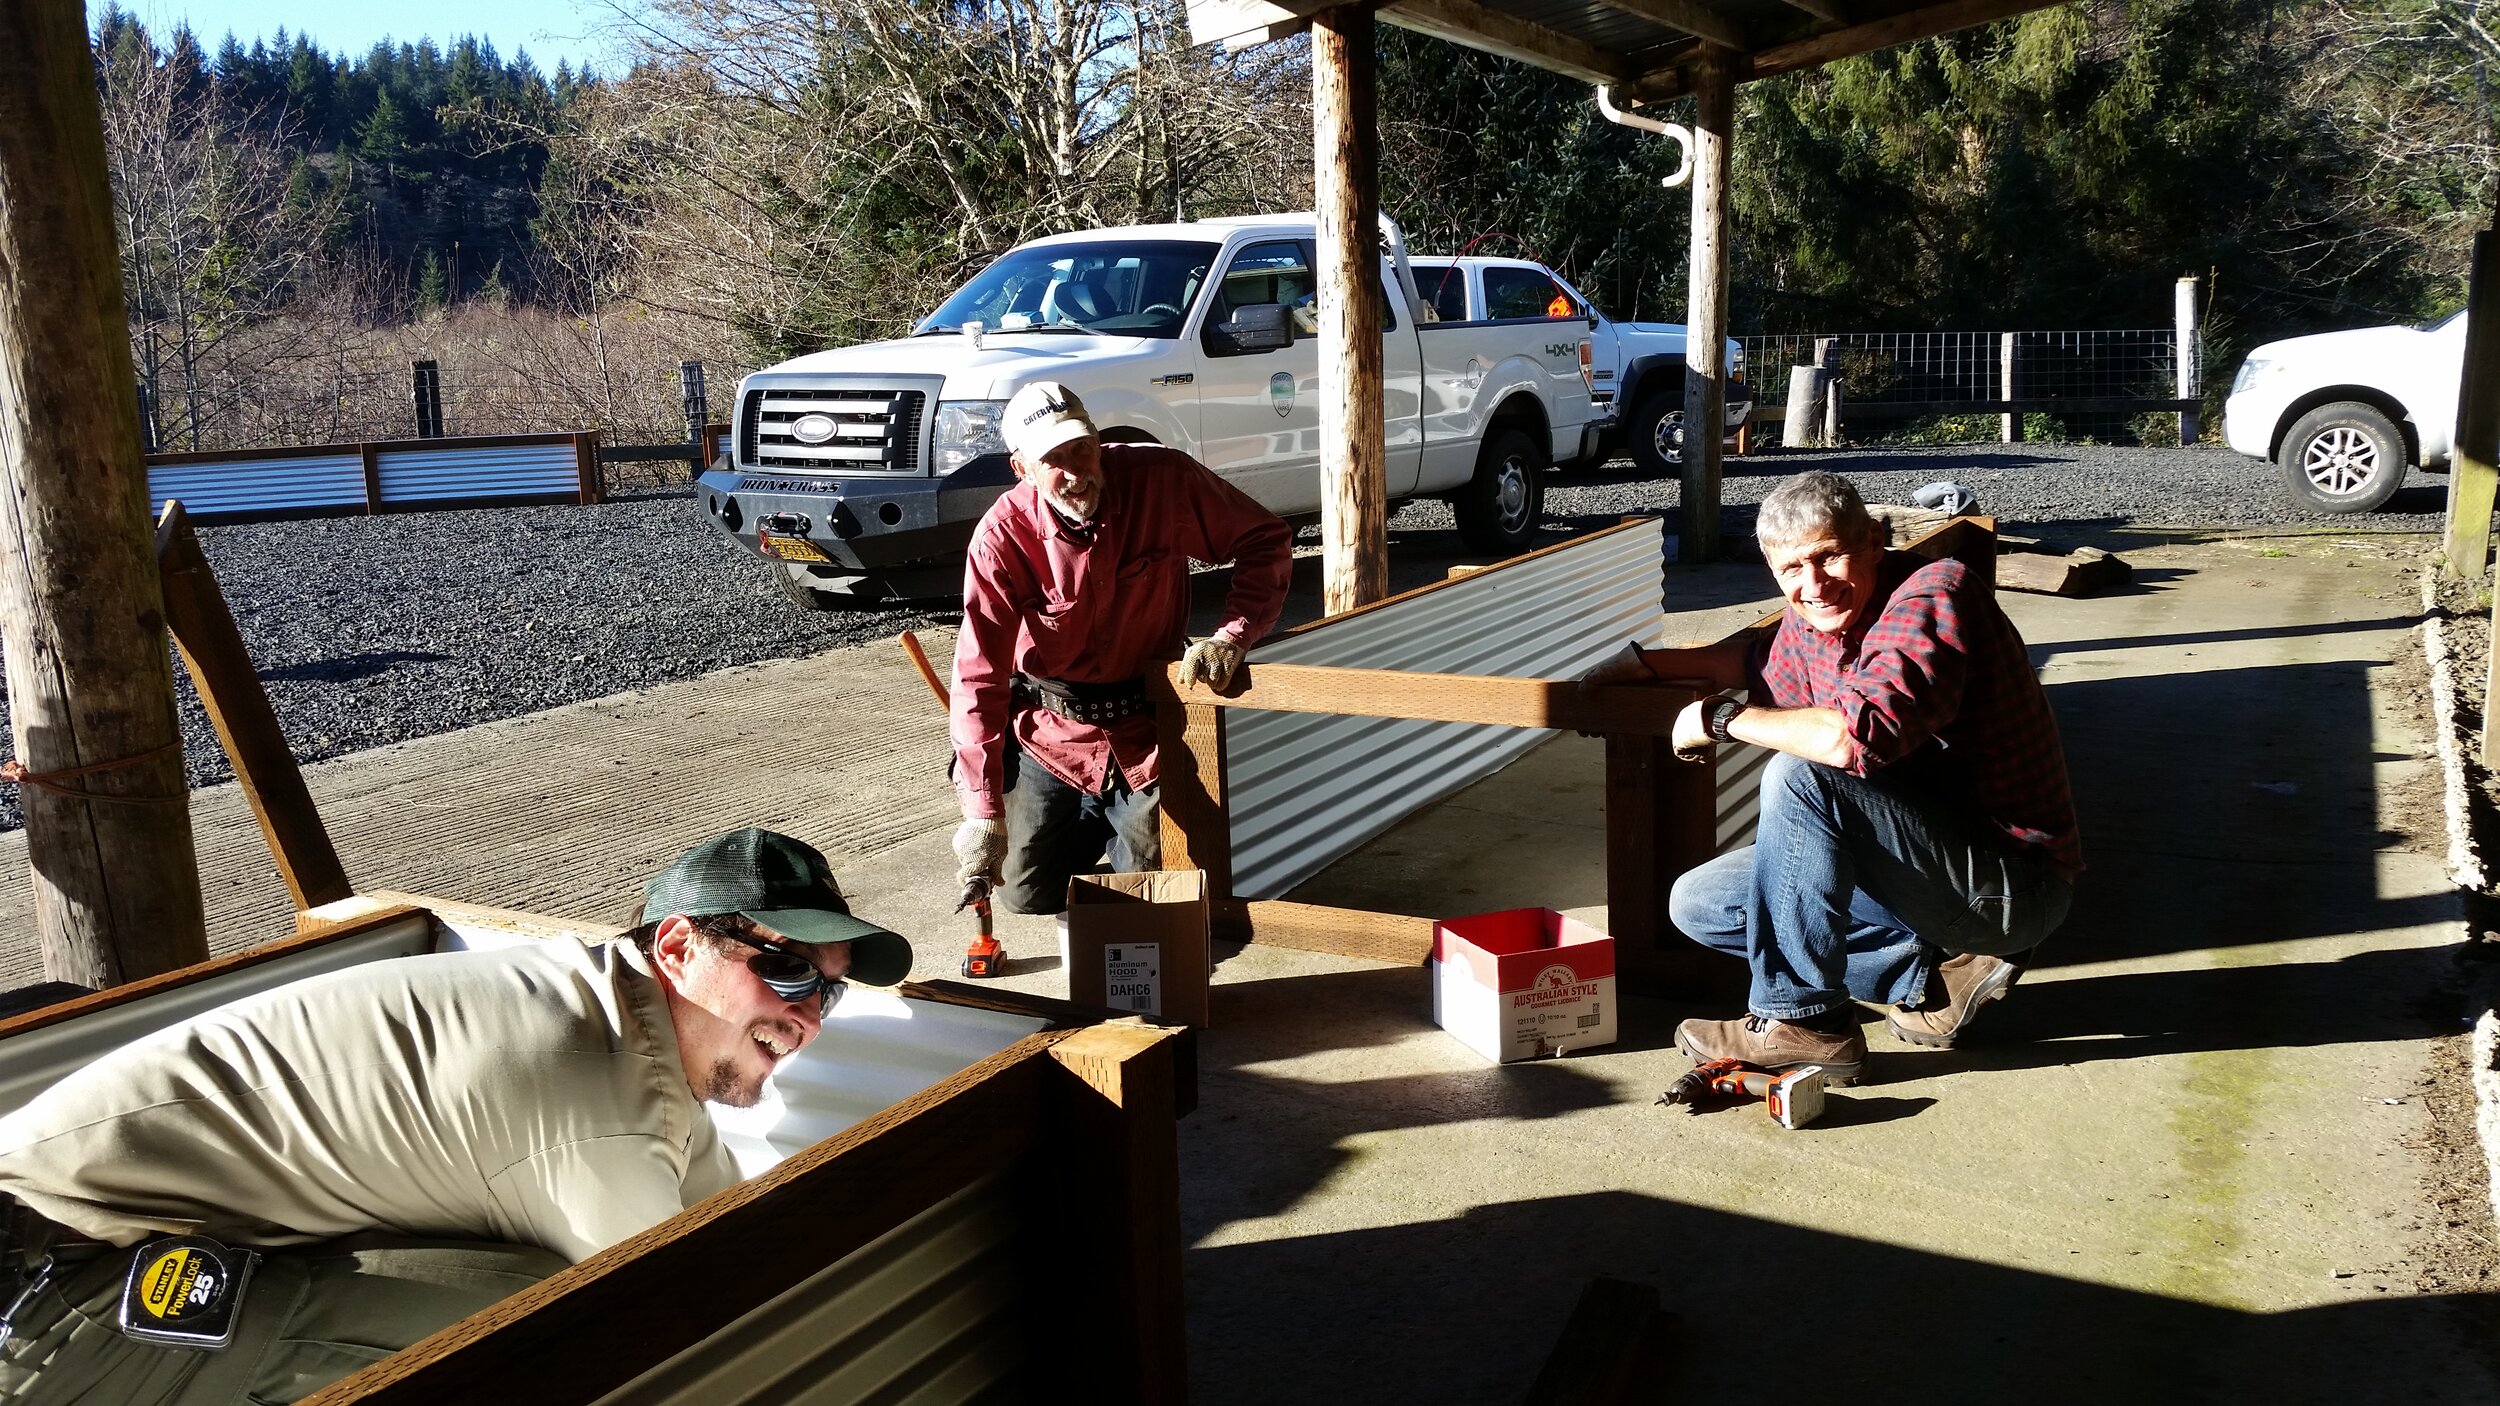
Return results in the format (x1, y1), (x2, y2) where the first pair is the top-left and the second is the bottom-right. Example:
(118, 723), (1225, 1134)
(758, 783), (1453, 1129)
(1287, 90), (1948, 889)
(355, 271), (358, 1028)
(1714, 742), (1770, 854)
(595, 1174), (1024, 1406)
(376, 441), (580, 503)
(148, 454), (366, 518)
(1228, 521), (1664, 898)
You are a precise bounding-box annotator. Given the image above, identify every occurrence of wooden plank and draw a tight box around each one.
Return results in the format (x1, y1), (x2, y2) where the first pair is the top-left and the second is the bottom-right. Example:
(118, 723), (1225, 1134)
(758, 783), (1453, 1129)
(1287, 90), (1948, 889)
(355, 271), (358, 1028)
(1766, 0), (1849, 23)
(1038, 1023), (1192, 1403)
(1175, 660), (1685, 738)
(156, 503), (355, 914)
(0, 7), (211, 988)
(1384, 0), (1632, 84)
(1523, 1277), (1667, 1406)
(307, 1035), (1063, 1405)
(146, 431), (584, 468)
(1605, 730), (1738, 1000)
(2446, 227), (2498, 582)
(1315, 3), (1390, 615)
(357, 441), (383, 513)
(572, 430), (603, 505)
(1599, 0), (1753, 51)
(1679, 45), (1733, 565)
(0, 902), (429, 1042)
(1155, 690), (1235, 899)
(1189, 0), (1332, 49)
(1216, 897), (1438, 964)
(1995, 547), (2131, 597)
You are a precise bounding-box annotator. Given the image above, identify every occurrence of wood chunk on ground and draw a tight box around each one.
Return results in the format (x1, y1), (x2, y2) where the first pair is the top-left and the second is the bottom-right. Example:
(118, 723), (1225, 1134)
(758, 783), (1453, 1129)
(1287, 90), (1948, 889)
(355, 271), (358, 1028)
(1996, 546), (2133, 597)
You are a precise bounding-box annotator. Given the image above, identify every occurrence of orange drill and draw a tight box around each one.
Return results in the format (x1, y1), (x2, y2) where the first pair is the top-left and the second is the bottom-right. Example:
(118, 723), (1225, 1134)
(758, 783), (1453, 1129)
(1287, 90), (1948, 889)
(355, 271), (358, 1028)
(1657, 1058), (1827, 1129)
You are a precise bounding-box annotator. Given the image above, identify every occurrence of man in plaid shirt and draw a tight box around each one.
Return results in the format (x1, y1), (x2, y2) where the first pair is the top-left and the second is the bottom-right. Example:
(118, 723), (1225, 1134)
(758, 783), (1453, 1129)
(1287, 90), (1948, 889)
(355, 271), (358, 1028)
(1581, 472), (2079, 1082)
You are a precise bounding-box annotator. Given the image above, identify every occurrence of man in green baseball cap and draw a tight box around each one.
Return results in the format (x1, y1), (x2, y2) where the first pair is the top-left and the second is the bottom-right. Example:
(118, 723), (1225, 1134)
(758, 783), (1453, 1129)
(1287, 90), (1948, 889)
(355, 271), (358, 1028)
(0, 828), (912, 1403)
(636, 828), (915, 1108)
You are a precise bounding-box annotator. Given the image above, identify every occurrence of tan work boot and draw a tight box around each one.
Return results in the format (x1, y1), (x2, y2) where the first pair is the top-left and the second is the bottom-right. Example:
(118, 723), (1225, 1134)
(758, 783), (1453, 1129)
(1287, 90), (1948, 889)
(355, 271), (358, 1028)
(1885, 952), (2022, 1049)
(1674, 1013), (1865, 1086)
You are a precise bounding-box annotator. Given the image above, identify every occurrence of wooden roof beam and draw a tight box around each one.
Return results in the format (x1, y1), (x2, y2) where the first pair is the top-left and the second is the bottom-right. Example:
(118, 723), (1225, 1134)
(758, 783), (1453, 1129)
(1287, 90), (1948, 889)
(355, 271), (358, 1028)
(1770, 0), (1852, 25)
(1383, 0), (1634, 84)
(1596, 0), (1754, 53)
(1628, 0), (2077, 98)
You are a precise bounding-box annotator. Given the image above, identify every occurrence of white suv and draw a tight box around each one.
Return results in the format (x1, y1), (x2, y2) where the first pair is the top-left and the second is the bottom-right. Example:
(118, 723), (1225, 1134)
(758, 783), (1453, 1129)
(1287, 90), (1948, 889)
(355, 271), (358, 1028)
(2223, 311), (2469, 512)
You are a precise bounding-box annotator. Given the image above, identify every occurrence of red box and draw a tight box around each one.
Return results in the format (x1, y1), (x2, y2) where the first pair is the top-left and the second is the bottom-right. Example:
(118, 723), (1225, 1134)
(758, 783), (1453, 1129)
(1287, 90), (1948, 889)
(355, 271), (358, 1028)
(1430, 909), (1618, 1063)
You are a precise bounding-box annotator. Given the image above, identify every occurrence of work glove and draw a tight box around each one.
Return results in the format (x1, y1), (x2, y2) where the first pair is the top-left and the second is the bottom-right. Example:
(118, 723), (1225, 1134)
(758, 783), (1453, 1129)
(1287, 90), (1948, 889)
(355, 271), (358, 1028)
(1180, 636), (1246, 692)
(1576, 639), (1659, 693)
(952, 817), (1008, 889)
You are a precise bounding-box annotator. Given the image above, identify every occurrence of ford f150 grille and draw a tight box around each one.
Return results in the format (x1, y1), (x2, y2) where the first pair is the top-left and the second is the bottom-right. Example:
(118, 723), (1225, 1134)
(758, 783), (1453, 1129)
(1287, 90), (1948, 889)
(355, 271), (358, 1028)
(741, 386), (926, 473)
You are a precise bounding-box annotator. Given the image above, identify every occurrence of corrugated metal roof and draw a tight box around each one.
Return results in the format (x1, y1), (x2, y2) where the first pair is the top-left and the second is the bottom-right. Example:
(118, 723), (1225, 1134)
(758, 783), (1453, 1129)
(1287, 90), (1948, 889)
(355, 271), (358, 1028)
(1228, 520), (1665, 898)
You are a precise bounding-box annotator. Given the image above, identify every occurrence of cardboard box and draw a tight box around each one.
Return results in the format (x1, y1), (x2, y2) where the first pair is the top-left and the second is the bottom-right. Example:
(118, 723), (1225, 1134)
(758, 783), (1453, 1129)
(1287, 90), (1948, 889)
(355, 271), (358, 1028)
(1065, 870), (1210, 1027)
(1431, 909), (1617, 1062)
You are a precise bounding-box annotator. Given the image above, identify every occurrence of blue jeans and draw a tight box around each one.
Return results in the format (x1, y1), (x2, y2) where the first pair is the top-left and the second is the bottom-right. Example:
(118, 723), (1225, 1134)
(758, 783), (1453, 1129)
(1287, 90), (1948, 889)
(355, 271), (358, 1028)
(1669, 752), (2072, 1020)
(999, 748), (1163, 915)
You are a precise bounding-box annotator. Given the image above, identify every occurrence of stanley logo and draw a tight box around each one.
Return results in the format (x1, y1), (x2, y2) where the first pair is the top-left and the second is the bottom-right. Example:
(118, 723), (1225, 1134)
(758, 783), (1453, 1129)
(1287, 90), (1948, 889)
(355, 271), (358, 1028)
(139, 1247), (204, 1320)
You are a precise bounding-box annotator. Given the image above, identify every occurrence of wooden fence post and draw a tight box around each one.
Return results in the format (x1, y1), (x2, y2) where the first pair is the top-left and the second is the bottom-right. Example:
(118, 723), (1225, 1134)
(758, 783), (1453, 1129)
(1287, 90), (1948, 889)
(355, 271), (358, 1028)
(1041, 1022), (1191, 1402)
(2175, 275), (2201, 445)
(2446, 228), (2498, 585)
(0, 6), (209, 986)
(2000, 331), (2022, 444)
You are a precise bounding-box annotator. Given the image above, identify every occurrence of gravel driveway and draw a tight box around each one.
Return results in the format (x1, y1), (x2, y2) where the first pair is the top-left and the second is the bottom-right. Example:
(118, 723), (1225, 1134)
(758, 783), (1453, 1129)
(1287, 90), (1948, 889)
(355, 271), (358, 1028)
(0, 441), (2447, 831)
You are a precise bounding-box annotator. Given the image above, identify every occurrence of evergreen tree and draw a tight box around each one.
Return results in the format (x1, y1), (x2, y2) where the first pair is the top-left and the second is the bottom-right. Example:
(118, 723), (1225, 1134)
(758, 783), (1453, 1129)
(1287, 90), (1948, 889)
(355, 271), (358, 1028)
(357, 87), (410, 164)
(415, 248), (448, 313)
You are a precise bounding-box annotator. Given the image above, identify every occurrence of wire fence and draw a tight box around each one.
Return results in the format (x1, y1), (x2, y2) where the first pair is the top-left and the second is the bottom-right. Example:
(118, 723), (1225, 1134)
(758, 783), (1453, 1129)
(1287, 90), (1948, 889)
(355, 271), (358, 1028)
(137, 327), (2211, 474)
(1737, 328), (2203, 446)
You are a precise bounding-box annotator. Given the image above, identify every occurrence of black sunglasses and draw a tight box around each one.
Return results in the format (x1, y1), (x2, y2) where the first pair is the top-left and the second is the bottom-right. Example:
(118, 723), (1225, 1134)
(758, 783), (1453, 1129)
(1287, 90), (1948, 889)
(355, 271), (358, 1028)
(708, 925), (846, 1014)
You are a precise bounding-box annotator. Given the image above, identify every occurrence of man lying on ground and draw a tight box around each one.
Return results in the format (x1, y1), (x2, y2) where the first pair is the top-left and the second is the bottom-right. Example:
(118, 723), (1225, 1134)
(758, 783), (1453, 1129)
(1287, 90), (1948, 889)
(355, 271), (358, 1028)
(0, 826), (909, 1404)
(1581, 471), (2081, 1083)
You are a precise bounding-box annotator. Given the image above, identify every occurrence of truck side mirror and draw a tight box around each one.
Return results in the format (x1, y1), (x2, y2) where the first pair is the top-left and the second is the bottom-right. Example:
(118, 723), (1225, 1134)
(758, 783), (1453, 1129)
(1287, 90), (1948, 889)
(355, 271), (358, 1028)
(1205, 303), (1294, 356)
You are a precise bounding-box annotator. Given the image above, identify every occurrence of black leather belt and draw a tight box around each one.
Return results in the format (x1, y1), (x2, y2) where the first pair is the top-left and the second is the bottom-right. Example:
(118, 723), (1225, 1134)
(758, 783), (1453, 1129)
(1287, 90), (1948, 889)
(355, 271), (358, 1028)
(1012, 673), (1153, 727)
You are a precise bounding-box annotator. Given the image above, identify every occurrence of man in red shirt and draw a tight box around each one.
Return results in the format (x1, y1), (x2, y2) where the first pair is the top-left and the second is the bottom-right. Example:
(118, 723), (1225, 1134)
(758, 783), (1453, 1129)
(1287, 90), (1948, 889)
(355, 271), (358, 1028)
(949, 382), (1293, 915)
(1581, 471), (2079, 1082)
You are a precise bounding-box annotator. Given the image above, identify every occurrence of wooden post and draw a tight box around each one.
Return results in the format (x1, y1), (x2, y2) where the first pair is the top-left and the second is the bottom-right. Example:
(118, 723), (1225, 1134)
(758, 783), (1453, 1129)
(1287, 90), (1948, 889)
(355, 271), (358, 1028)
(1042, 1022), (1191, 1403)
(0, 6), (209, 987)
(1153, 683), (1234, 903)
(2000, 331), (2022, 443)
(1679, 45), (1735, 564)
(2175, 275), (2201, 445)
(1823, 376), (1844, 446)
(2445, 228), (2498, 583)
(1313, 2), (1387, 615)
(1605, 723), (1741, 1002)
(1782, 365), (1828, 449)
(156, 504), (353, 918)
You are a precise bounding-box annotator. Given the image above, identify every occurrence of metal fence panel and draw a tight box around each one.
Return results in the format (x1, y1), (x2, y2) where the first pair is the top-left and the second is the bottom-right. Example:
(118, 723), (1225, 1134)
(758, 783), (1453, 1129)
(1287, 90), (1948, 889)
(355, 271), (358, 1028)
(1227, 521), (1665, 899)
(148, 453), (367, 519)
(375, 440), (582, 504)
(1738, 328), (2200, 407)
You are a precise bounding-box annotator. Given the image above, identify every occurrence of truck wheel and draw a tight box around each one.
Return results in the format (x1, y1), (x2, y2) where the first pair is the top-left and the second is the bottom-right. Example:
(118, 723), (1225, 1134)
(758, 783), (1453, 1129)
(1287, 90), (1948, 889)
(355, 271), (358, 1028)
(1628, 394), (1685, 476)
(2277, 403), (2408, 513)
(1455, 427), (1547, 554)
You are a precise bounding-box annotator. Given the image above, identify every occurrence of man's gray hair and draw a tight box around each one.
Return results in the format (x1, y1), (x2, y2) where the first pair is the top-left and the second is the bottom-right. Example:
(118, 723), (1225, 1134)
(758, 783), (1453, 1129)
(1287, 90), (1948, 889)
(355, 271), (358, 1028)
(1756, 471), (1877, 548)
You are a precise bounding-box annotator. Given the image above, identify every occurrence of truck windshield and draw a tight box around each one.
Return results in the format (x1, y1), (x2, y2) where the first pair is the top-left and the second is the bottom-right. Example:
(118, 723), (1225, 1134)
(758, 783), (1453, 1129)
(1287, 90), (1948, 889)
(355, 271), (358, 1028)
(917, 240), (1220, 339)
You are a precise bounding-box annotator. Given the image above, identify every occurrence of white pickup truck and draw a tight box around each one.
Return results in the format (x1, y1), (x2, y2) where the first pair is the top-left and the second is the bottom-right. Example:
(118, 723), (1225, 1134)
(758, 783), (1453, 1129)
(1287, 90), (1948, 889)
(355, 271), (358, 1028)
(1407, 256), (1750, 476)
(697, 215), (1605, 606)
(2223, 310), (2470, 513)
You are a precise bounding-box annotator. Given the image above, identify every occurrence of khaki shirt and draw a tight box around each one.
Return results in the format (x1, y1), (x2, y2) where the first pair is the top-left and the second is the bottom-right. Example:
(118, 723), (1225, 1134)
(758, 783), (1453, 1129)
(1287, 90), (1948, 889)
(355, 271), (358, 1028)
(0, 940), (738, 1264)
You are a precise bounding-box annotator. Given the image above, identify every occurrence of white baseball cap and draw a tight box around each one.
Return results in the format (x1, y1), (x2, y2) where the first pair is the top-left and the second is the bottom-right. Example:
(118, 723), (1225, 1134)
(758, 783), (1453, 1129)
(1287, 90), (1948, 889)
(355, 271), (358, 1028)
(1002, 382), (1098, 462)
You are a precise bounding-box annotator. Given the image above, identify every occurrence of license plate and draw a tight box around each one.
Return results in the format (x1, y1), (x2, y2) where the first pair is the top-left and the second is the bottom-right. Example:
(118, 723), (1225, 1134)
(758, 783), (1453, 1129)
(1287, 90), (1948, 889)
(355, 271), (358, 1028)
(757, 531), (830, 564)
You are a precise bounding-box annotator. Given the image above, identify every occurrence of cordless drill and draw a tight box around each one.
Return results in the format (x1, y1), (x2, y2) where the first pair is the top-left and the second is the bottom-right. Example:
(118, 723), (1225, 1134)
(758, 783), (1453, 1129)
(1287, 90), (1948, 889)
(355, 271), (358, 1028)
(1657, 1059), (1827, 1129)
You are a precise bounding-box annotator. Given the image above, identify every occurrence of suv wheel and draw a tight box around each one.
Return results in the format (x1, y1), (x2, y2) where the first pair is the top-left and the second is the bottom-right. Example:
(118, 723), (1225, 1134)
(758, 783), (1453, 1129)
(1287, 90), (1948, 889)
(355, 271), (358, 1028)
(2277, 402), (2409, 513)
(1454, 427), (1548, 554)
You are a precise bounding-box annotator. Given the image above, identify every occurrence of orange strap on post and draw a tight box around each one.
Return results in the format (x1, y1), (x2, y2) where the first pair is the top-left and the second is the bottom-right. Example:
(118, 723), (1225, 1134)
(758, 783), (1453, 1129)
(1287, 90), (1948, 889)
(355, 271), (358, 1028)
(0, 741), (184, 805)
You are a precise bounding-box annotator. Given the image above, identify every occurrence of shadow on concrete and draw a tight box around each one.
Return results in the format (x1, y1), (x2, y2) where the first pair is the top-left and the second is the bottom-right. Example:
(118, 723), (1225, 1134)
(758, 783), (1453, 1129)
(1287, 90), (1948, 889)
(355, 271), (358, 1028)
(2041, 614), (2421, 659)
(1183, 1189), (2500, 1405)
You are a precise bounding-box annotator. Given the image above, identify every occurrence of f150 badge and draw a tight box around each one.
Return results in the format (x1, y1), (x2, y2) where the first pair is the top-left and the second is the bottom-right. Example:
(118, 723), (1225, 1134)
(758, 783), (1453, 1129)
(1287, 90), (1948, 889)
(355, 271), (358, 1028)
(1269, 373), (1295, 416)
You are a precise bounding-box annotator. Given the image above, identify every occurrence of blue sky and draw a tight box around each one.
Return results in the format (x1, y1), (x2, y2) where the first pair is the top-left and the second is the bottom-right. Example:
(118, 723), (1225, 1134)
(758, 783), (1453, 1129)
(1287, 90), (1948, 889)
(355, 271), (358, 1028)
(126, 0), (622, 72)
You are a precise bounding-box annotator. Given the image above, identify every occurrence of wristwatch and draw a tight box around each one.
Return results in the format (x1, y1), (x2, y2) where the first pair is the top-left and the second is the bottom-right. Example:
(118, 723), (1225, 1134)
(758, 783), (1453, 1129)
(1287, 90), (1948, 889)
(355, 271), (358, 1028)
(1703, 694), (1747, 744)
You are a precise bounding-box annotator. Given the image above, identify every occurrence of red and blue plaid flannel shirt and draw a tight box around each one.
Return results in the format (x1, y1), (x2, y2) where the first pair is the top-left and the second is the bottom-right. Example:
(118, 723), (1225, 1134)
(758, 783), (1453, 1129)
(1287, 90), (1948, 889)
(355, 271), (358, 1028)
(1751, 551), (2082, 872)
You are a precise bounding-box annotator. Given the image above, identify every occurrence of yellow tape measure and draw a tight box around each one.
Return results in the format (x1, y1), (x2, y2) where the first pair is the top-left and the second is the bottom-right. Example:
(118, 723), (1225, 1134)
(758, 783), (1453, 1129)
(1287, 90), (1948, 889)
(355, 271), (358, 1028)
(116, 1235), (258, 1351)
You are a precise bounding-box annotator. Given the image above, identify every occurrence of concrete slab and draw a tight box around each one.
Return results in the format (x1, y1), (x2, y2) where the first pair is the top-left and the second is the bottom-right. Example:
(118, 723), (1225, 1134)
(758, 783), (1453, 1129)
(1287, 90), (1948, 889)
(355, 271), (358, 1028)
(0, 531), (2486, 1402)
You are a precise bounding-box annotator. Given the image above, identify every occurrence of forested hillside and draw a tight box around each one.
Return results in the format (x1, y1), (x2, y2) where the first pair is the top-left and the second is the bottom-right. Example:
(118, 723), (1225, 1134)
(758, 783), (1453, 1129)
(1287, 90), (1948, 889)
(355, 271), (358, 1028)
(91, 0), (2492, 452)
